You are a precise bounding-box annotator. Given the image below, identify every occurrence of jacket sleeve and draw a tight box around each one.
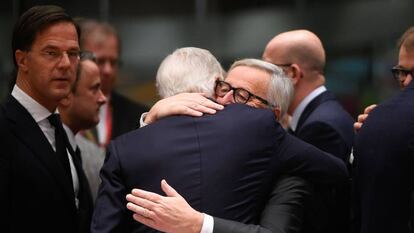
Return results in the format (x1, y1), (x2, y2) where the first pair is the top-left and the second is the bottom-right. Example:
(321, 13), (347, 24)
(91, 142), (129, 233)
(213, 176), (312, 233)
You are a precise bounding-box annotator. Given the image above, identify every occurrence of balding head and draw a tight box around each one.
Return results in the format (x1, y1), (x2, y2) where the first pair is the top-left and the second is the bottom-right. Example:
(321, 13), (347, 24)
(263, 30), (325, 75)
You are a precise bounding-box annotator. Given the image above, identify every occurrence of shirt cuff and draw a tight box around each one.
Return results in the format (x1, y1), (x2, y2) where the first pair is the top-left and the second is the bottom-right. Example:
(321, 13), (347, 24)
(200, 213), (214, 233)
(139, 112), (149, 128)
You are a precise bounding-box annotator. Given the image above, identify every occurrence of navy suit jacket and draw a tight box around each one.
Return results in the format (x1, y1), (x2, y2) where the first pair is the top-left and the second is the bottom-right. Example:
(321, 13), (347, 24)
(293, 91), (354, 162)
(291, 90), (354, 233)
(0, 95), (93, 233)
(92, 104), (348, 233)
(354, 82), (414, 233)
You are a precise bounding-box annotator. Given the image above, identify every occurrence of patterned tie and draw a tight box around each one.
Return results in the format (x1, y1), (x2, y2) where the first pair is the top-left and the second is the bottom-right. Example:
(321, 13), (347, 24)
(47, 114), (72, 182)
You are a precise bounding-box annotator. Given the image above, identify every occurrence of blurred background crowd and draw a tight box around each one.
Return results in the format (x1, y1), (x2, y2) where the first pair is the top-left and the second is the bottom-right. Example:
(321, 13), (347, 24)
(1, 0), (414, 117)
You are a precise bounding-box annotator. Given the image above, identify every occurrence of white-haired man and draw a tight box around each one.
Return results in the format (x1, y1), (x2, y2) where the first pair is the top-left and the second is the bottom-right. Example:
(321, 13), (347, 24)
(92, 47), (348, 233)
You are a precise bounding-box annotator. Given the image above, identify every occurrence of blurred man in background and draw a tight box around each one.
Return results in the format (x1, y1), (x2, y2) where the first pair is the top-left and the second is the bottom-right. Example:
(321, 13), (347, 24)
(58, 51), (107, 201)
(77, 19), (148, 146)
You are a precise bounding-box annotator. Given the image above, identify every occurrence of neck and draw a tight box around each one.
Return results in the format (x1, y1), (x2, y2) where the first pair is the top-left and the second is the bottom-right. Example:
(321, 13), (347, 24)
(59, 109), (79, 135)
(288, 75), (325, 115)
(16, 75), (57, 113)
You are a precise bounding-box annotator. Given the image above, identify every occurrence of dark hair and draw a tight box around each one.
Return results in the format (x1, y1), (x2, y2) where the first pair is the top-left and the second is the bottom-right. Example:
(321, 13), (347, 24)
(72, 51), (97, 93)
(398, 26), (414, 53)
(11, 5), (80, 68)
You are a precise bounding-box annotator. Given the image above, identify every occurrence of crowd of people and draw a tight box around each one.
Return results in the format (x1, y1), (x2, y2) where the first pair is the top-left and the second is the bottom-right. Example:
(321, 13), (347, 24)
(1, 4), (413, 233)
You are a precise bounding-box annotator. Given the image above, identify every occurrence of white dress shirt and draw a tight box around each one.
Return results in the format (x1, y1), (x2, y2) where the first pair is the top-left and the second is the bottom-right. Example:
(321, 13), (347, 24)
(12, 85), (80, 208)
(63, 124), (81, 208)
(290, 86), (327, 131)
(97, 101), (109, 145)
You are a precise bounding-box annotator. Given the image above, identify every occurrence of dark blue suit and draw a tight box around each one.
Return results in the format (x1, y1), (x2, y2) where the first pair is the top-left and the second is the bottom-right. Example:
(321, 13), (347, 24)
(293, 91), (354, 162)
(353, 82), (414, 233)
(0, 96), (93, 233)
(292, 90), (354, 233)
(92, 104), (348, 233)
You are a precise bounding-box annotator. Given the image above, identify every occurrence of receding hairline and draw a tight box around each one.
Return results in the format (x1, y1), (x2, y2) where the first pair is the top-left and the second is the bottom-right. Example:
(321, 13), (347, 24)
(265, 30), (326, 72)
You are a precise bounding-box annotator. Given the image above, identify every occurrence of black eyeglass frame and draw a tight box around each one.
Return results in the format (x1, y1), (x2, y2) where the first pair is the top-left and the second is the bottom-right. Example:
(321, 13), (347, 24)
(391, 66), (414, 82)
(214, 80), (273, 107)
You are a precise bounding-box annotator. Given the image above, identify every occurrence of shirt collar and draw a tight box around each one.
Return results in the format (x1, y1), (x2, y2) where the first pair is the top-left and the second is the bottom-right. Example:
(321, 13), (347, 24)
(11, 84), (54, 123)
(290, 86), (327, 131)
(63, 123), (77, 150)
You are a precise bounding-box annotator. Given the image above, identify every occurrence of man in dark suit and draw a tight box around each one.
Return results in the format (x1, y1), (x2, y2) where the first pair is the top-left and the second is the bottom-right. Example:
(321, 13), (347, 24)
(353, 26), (414, 233)
(92, 48), (348, 233)
(58, 52), (107, 200)
(0, 5), (93, 233)
(263, 30), (354, 233)
(77, 19), (148, 146)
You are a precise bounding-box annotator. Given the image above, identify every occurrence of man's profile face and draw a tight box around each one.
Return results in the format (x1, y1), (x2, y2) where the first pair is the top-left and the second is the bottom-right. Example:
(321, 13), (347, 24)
(396, 46), (414, 89)
(19, 22), (79, 106)
(69, 60), (106, 130)
(83, 34), (119, 96)
(219, 65), (270, 109)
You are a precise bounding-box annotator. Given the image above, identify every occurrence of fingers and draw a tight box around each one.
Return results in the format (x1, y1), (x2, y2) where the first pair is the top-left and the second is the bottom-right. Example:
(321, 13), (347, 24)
(357, 114), (368, 123)
(126, 192), (158, 210)
(354, 122), (362, 131)
(130, 188), (162, 203)
(126, 202), (154, 219)
(161, 179), (180, 197)
(364, 104), (377, 114)
(132, 213), (159, 230)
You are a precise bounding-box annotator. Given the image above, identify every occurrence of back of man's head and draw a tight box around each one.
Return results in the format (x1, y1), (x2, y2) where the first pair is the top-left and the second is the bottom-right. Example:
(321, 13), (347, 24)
(12, 5), (79, 68)
(264, 29), (326, 76)
(156, 47), (225, 98)
(398, 27), (414, 53)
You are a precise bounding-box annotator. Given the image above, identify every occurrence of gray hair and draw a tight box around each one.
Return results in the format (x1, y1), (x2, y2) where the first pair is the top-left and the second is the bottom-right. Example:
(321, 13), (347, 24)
(229, 58), (293, 118)
(156, 47), (225, 98)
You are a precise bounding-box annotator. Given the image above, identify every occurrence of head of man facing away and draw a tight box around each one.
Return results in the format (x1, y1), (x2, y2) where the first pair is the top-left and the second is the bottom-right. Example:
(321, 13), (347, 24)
(156, 47), (293, 120)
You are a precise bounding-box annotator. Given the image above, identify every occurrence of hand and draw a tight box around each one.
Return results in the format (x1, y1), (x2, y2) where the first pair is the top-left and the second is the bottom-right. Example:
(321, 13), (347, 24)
(354, 104), (377, 132)
(145, 93), (224, 124)
(126, 180), (204, 233)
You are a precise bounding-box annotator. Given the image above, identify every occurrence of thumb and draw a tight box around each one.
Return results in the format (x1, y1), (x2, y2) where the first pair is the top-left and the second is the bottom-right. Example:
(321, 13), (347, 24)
(161, 179), (180, 197)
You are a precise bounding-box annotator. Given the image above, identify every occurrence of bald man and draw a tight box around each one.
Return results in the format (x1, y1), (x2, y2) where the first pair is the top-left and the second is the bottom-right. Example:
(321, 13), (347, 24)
(263, 30), (354, 233)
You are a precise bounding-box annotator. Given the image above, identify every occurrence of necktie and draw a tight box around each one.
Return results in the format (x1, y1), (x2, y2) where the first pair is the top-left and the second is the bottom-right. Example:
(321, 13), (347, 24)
(47, 114), (72, 183)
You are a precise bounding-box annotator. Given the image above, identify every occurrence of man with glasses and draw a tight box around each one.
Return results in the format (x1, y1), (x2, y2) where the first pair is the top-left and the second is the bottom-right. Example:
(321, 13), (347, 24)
(353, 26), (414, 233)
(0, 5), (93, 233)
(92, 47), (348, 233)
(355, 27), (414, 131)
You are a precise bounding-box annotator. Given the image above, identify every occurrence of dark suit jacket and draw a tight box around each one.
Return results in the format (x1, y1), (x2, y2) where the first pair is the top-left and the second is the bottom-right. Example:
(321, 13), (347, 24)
(111, 91), (149, 139)
(0, 95), (93, 233)
(214, 176), (313, 233)
(293, 91), (354, 162)
(91, 104), (348, 233)
(353, 82), (414, 233)
(292, 90), (354, 233)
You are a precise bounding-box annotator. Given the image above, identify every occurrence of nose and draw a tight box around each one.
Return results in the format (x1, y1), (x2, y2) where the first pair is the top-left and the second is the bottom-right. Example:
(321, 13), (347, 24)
(217, 90), (234, 105)
(57, 52), (72, 68)
(97, 89), (107, 105)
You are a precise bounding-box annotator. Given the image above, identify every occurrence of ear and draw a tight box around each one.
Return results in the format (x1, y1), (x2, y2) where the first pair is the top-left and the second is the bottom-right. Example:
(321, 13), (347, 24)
(288, 64), (303, 86)
(15, 50), (28, 72)
(272, 106), (281, 121)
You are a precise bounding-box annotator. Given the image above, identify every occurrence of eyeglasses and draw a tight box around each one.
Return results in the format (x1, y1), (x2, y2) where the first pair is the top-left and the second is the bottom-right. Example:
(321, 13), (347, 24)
(80, 50), (97, 63)
(39, 49), (81, 63)
(215, 80), (272, 106)
(273, 63), (292, 68)
(391, 66), (414, 82)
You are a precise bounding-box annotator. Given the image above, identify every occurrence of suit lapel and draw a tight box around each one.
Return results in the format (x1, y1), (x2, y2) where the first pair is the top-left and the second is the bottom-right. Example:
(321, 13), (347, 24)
(296, 91), (336, 131)
(4, 95), (75, 202)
